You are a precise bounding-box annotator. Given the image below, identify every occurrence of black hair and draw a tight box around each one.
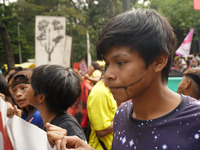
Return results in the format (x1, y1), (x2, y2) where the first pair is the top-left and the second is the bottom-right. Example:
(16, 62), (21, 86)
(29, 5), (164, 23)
(97, 9), (177, 83)
(0, 74), (12, 101)
(31, 65), (82, 114)
(91, 61), (102, 71)
(7, 66), (23, 73)
(184, 68), (200, 88)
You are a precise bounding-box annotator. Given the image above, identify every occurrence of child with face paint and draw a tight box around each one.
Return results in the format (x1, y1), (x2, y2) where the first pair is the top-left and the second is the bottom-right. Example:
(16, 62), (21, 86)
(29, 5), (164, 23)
(54, 9), (200, 150)
(9, 70), (43, 127)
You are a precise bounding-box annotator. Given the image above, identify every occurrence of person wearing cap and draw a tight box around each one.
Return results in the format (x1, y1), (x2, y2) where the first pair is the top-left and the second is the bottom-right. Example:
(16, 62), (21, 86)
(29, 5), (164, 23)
(9, 69), (43, 127)
(177, 68), (200, 100)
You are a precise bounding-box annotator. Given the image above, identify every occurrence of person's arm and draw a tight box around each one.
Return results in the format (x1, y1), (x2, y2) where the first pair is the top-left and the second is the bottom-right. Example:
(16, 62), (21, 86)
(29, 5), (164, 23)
(95, 121), (113, 138)
(85, 74), (100, 84)
(56, 136), (94, 150)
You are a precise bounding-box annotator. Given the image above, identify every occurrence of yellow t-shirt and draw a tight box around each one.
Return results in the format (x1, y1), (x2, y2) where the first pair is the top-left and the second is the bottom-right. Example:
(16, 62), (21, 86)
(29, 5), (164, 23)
(87, 80), (117, 150)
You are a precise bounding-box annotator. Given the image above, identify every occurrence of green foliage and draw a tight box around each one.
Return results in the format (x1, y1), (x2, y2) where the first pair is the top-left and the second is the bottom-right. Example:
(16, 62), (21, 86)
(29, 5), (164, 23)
(134, 0), (200, 54)
(0, 0), (124, 67)
(0, 2), (17, 67)
(1, 0), (200, 68)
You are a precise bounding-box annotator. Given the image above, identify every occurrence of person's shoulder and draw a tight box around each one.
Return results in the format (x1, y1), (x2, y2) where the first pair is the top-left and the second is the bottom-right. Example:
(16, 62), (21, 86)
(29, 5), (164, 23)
(32, 109), (40, 115)
(92, 70), (102, 77)
(118, 100), (132, 109)
(182, 95), (200, 105)
(115, 100), (132, 116)
(51, 113), (80, 129)
(32, 109), (42, 118)
(181, 95), (200, 112)
(52, 113), (86, 141)
(90, 80), (107, 93)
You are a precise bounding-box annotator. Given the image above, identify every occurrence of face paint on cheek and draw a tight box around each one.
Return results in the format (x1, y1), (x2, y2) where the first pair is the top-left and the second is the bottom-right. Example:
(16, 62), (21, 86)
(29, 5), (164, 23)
(122, 74), (146, 99)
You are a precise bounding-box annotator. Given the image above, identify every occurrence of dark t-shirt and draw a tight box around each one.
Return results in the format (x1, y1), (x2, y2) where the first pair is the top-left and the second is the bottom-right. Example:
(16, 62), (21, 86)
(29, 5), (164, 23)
(112, 95), (200, 150)
(42, 112), (86, 141)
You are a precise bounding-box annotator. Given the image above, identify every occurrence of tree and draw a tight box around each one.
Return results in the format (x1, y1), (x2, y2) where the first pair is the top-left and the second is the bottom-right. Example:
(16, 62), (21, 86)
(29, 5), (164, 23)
(0, 22), (15, 69)
(0, 2), (15, 69)
(0, 0), (123, 68)
(133, 0), (200, 54)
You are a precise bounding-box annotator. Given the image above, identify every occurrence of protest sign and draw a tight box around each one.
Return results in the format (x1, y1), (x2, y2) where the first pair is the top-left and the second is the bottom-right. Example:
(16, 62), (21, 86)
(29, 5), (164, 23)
(0, 98), (55, 150)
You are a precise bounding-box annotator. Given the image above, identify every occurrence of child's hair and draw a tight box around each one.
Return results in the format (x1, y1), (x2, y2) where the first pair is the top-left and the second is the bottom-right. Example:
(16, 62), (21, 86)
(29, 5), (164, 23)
(31, 65), (82, 114)
(0, 74), (11, 101)
(97, 9), (177, 83)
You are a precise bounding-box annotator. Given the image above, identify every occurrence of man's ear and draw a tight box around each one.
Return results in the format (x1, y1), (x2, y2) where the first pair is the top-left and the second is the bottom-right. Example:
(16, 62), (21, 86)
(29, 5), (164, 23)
(153, 54), (168, 72)
(38, 94), (45, 104)
(184, 79), (191, 89)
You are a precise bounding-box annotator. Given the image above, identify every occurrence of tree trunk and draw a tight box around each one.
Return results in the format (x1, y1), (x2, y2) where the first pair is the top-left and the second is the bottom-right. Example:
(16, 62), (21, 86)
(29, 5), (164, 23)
(0, 22), (15, 70)
(122, 0), (130, 12)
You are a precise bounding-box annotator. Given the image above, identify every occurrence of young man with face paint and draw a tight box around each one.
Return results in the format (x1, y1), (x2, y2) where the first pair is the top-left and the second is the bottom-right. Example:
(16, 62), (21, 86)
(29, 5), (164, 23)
(54, 9), (200, 150)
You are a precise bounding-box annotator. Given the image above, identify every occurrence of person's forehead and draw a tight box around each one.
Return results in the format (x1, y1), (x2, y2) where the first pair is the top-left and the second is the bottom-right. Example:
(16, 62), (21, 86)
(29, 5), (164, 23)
(104, 46), (134, 60)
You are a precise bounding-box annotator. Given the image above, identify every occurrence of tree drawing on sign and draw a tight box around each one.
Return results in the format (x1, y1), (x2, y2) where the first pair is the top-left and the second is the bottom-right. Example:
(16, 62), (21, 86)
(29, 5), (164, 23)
(36, 19), (64, 61)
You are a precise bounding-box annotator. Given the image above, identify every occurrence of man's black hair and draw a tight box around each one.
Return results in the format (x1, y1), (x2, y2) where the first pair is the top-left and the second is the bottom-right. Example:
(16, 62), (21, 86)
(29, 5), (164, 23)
(97, 9), (177, 83)
(31, 65), (82, 114)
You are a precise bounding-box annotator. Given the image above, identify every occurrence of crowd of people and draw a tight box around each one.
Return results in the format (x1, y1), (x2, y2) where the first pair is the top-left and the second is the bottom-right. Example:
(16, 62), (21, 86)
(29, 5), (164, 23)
(170, 53), (200, 74)
(1, 8), (200, 150)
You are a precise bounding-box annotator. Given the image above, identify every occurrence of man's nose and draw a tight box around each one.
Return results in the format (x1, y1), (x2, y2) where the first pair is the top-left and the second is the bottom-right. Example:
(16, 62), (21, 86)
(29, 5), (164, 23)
(104, 66), (117, 81)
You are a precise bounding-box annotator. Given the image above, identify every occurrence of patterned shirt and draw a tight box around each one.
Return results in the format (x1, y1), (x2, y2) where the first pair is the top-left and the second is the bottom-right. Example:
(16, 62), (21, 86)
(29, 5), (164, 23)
(112, 95), (200, 150)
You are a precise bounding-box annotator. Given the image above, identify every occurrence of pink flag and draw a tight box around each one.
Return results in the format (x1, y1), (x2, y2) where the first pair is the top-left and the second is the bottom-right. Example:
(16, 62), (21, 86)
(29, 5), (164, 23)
(193, 0), (200, 10)
(175, 29), (194, 57)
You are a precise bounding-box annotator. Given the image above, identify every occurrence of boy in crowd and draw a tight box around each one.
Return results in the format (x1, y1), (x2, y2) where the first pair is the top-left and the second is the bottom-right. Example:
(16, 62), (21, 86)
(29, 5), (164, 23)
(177, 68), (200, 100)
(26, 65), (86, 147)
(55, 9), (200, 150)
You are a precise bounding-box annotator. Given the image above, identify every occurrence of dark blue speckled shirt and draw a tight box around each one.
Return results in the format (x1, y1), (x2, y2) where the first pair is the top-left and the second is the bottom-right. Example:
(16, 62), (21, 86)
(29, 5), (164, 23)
(112, 95), (200, 150)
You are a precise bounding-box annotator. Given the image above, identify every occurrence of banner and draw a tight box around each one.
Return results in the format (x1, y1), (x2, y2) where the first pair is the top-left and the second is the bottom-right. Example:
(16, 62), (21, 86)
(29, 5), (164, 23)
(79, 59), (88, 75)
(35, 16), (68, 67)
(193, 0), (200, 10)
(0, 99), (13, 150)
(175, 29), (194, 57)
(63, 35), (72, 68)
(0, 98), (55, 150)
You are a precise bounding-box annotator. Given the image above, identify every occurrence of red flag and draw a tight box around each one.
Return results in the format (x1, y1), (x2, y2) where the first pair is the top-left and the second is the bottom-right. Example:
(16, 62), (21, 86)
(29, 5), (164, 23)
(193, 0), (200, 10)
